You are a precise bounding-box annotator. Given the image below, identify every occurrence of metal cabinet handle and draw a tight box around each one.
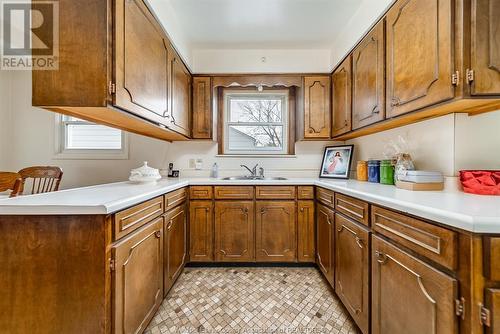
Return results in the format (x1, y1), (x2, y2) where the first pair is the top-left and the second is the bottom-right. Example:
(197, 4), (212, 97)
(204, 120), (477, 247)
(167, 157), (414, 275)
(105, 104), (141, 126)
(155, 230), (161, 238)
(375, 251), (387, 264)
(355, 236), (364, 249)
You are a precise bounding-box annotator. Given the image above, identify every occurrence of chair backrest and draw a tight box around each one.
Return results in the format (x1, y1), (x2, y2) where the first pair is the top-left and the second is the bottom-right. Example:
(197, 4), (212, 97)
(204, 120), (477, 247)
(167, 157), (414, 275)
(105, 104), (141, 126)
(18, 166), (63, 195)
(0, 172), (22, 197)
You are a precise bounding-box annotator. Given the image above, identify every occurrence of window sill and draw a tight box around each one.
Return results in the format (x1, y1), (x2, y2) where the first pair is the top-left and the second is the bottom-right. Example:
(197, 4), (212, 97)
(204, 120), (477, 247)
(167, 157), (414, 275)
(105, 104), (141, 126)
(215, 154), (297, 158)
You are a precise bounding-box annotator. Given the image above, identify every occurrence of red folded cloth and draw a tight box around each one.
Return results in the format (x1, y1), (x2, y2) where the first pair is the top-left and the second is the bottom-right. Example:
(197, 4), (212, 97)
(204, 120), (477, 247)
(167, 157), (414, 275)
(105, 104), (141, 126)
(459, 170), (500, 195)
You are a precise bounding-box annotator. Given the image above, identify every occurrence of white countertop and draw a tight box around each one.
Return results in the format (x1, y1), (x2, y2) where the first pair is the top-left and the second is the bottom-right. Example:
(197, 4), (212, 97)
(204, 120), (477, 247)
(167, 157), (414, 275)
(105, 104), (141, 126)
(0, 177), (499, 233)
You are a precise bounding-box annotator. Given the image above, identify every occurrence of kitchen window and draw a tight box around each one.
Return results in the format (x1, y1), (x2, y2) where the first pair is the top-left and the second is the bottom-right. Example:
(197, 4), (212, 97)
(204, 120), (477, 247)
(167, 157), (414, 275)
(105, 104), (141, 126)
(55, 115), (128, 159)
(222, 90), (290, 155)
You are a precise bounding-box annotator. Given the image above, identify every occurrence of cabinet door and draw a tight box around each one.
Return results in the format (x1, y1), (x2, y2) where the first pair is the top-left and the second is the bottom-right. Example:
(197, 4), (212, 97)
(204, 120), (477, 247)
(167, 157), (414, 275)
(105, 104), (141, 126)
(386, 0), (454, 117)
(332, 57), (352, 137)
(164, 204), (187, 295)
(316, 203), (334, 286)
(192, 77), (212, 138)
(372, 236), (458, 334)
(352, 21), (385, 130)
(298, 200), (315, 262)
(114, 0), (170, 124)
(303, 76), (331, 139)
(335, 214), (370, 334)
(471, 0), (500, 95)
(485, 289), (500, 334)
(112, 217), (163, 334)
(189, 201), (213, 262)
(255, 201), (296, 262)
(169, 53), (191, 136)
(215, 201), (255, 262)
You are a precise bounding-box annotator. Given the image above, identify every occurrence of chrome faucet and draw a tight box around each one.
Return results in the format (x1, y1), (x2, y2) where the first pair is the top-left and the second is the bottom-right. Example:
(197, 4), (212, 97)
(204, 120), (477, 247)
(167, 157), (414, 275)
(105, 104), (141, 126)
(240, 164), (258, 177)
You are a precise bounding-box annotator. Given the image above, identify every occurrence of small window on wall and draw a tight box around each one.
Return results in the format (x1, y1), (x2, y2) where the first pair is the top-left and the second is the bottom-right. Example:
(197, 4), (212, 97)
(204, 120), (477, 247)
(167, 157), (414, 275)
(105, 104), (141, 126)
(223, 90), (290, 155)
(55, 115), (128, 159)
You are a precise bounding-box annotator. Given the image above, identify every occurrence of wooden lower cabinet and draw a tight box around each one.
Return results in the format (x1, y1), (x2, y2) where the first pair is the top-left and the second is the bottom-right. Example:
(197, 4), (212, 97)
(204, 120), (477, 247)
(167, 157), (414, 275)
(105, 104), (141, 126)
(112, 217), (163, 334)
(298, 200), (315, 262)
(189, 201), (214, 262)
(371, 236), (458, 334)
(163, 204), (187, 295)
(485, 289), (500, 334)
(335, 214), (370, 334)
(316, 203), (335, 286)
(215, 201), (255, 262)
(255, 201), (296, 262)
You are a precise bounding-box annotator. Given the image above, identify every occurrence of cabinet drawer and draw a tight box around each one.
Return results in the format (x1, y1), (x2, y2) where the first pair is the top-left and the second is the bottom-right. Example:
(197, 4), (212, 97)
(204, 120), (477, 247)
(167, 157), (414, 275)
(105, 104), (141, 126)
(164, 187), (187, 211)
(372, 206), (457, 271)
(335, 193), (369, 226)
(298, 186), (314, 199)
(316, 187), (335, 207)
(114, 196), (163, 240)
(256, 186), (296, 199)
(189, 186), (213, 200)
(484, 237), (500, 281)
(214, 186), (254, 199)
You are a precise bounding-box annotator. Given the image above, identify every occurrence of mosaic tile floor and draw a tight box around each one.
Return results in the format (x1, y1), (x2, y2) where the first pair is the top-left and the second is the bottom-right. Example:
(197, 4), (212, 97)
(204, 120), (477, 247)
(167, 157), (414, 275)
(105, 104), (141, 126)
(145, 267), (359, 334)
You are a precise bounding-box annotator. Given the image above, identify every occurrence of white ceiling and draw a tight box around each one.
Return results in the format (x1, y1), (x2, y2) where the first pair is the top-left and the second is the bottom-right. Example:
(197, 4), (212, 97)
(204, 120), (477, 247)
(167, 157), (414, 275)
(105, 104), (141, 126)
(161, 0), (364, 49)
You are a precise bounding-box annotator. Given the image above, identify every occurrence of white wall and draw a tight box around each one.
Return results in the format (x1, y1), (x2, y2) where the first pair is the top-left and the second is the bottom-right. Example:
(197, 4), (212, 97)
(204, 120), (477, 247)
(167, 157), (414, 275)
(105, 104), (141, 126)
(0, 71), (12, 170)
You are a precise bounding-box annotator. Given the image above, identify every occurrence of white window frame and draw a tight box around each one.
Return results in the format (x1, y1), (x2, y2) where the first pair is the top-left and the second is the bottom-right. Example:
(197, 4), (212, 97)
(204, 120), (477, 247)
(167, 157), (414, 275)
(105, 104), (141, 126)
(54, 115), (129, 160)
(223, 90), (289, 155)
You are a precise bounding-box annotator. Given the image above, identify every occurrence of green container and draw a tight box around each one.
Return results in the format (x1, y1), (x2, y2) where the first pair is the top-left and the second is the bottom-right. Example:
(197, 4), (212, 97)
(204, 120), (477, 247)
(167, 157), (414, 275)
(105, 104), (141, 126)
(380, 160), (395, 185)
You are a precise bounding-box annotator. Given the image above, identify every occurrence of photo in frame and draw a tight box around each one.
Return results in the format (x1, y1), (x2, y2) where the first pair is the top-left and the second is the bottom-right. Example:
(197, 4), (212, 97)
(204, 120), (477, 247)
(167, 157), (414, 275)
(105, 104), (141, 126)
(319, 145), (354, 179)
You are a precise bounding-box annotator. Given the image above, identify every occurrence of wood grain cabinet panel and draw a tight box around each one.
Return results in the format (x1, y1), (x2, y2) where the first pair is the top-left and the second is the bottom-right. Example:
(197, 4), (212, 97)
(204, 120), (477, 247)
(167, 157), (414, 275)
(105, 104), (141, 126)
(483, 237), (500, 281)
(256, 201), (297, 262)
(352, 21), (385, 130)
(485, 289), (500, 334)
(114, 196), (163, 240)
(169, 53), (192, 136)
(471, 0), (500, 95)
(164, 187), (187, 211)
(215, 201), (255, 262)
(335, 214), (370, 334)
(297, 186), (314, 200)
(371, 236), (458, 334)
(112, 217), (163, 334)
(372, 206), (457, 270)
(316, 187), (335, 208)
(189, 201), (214, 262)
(385, 0), (454, 117)
(214, 186), (254, 200)
(298, 200), (315, 263)
(114, 0), (170, 125)
(332, 57), (352, 137)
(192, 77), (212, 138)
(255, 186), (296, 200)
(303, 76), (331, 139)
(316, 203), (335, 286)
(190, 186), (213, 200)
(335, 193), (369, 226)
(163, 204), (187, 295)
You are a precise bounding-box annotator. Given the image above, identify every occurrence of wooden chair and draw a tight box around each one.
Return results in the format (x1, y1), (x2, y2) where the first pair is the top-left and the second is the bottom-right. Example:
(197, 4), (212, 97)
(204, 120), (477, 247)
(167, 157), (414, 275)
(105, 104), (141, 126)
(18, 166), (63, 195)
(0, 172), (23, 198)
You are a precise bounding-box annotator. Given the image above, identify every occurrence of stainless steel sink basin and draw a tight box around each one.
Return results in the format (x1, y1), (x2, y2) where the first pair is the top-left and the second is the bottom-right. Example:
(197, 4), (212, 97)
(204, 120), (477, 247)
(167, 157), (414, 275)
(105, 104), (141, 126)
(221, 176), (287, 181)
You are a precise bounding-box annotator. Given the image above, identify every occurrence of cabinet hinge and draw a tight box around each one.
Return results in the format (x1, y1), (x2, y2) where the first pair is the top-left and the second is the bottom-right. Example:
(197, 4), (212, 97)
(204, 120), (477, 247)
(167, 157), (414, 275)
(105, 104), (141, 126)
(109, 258), (116, 272)
(455, 297), (465, 320)
(451, 71), (459, 86)
(466, 69), (475, 84)
(480, 303), (491, 327)
(109, 82), (116, 95)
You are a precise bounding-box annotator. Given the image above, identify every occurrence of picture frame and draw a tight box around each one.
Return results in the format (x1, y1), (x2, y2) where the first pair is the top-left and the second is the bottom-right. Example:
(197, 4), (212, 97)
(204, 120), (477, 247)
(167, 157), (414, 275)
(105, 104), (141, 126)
(319, 145), (354, 179)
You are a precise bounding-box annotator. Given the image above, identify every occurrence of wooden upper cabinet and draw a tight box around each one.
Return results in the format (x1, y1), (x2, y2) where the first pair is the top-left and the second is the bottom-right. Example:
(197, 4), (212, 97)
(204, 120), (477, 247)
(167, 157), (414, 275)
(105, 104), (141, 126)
(335, 214), (370, 334)
(114, 0), (169, 124)
(372, 236), (457, 334)
(255, 201), (297, 262)
(163, 204), (187, 295)
(192, 77), (212, 139)
(189, 201), (214, 262)
(386, 0), (454, 118)
(471, 0), (500, 95)
(303, 76), (331, 139)
(214, 201), (255, 262)
(332, 57), (352, 137)
(169, 54), (192, 136)
(316, 203), (335, 286)
(112, 218), (163, 334)
(352, 21), (385, 130)
(298, 200), (315, 263)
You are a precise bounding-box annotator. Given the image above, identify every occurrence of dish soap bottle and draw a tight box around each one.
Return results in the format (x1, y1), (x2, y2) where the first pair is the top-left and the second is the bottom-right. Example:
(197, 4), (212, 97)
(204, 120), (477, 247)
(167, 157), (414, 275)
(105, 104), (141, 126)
(210, 163), (219, 178)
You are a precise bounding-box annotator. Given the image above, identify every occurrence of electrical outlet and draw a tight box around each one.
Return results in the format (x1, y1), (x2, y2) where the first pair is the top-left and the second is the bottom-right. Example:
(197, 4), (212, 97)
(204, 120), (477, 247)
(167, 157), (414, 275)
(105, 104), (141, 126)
(195, 158), (203, 170)
(188, 159), (196, 169)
